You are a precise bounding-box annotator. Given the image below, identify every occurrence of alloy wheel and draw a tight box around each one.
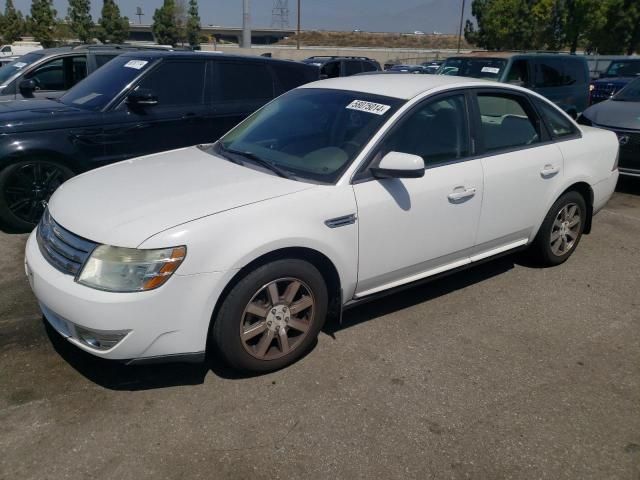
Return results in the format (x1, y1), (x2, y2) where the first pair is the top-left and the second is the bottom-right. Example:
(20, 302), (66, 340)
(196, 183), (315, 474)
(550, 202), (582, 257)
(240, 277), (315, 360)
(4, 162), (69, 224)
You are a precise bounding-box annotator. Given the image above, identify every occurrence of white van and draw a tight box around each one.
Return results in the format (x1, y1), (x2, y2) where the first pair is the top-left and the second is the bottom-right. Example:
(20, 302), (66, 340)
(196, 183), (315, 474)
(0, 42), (43, 57)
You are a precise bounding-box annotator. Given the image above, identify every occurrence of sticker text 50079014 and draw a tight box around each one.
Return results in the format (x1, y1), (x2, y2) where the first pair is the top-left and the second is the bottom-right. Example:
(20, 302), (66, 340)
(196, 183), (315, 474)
(346, 100), (391, 116)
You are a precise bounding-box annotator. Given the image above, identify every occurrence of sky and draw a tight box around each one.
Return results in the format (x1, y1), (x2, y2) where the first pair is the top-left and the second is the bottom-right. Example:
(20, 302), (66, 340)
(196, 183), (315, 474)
(8, 0), (474, 34)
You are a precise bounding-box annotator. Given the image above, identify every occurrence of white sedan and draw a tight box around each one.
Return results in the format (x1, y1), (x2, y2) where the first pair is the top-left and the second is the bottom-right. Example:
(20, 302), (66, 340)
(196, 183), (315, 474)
(25, 75), (619, 372)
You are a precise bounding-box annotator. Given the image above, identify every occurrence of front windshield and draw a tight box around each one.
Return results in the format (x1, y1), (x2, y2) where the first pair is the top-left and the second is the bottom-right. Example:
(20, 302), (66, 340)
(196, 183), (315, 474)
(613, 77), (640, 101)
(604, 60), (640, 78)
(439, 58), (506, 80)
(0, 52), (44, 86)
(60, 55), (155, 111)
(212, 88), (404, 183)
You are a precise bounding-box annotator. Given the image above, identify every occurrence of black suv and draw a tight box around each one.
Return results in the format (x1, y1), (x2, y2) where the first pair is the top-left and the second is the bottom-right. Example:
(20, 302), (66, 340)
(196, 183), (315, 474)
(0, 51), (319, 231)
(301, 56), (381, 78)
(0, 45), (175, 101)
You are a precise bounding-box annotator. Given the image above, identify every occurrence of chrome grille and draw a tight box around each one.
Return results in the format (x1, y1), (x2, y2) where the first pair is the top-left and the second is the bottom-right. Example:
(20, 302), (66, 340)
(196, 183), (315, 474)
(36, 209), (97, 276)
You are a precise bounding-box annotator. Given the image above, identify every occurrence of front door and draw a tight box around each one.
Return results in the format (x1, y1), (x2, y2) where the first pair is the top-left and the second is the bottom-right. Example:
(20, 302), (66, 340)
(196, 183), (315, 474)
(353, 93), (483, 298)
(100, 60), (210, 164)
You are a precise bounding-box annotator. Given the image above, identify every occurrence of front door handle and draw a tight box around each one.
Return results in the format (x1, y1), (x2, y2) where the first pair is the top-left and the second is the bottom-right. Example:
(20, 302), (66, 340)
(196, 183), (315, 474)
(540, 164), (560, 177)
(448, 187), (477, 202)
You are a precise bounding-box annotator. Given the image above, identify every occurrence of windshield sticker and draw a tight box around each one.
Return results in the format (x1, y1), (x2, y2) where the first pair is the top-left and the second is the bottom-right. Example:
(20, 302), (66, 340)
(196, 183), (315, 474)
(72, 92), (103, 105)
(346, 100), (391, 116)
(481, 66), (500, 74)
(12, 62), (27, 69)
(124, 60), (148, 70)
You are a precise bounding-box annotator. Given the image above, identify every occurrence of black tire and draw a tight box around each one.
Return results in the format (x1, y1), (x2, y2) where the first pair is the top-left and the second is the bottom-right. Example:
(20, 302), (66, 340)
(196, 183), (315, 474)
(0, 159), (74, 233)
(212, 259), (328, 373)
(529, 191), (587, 266)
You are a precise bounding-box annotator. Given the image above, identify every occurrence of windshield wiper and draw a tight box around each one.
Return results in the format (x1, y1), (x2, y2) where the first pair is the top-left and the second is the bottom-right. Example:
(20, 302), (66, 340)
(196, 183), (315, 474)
(219, 145), (294, 180)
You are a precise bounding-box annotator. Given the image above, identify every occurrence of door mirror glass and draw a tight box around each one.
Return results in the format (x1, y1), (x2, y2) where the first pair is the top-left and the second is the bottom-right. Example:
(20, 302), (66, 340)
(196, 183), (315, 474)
(19, 79), (37, 97)
(126, 88), (159, 107)
(371, 151), (425, 179)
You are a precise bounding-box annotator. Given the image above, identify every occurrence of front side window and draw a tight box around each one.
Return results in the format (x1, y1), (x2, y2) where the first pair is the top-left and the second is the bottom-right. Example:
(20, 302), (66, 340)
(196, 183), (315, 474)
(138, 61), (206, 106)
(506, 59), (529, 86)
(25, 58), (64, 90)
(477, 93), (540, 151)
(211, 88), (404, 183)
(375, 94), (470, 166)
(534, 99), (578, 138)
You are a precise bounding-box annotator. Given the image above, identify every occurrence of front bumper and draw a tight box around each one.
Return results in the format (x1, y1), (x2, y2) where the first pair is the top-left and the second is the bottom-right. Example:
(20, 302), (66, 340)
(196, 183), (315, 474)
(25, 231), (225, 362)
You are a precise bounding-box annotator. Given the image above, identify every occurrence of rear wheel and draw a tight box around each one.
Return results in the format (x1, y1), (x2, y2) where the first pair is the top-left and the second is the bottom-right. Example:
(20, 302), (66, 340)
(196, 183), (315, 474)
(529, 191), (587, 266)
(0, 159), (74, 232)
(212, 259), (328, 372)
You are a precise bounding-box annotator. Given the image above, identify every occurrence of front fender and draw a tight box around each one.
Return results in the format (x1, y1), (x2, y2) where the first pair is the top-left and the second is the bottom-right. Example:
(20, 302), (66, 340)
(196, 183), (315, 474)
(140, 185), (360, 301)
(0, 131), (81, 170)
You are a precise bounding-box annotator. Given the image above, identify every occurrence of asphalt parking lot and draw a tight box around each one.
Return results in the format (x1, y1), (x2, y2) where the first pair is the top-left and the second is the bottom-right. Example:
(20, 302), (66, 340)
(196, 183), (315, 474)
(1, 179), (639, 480)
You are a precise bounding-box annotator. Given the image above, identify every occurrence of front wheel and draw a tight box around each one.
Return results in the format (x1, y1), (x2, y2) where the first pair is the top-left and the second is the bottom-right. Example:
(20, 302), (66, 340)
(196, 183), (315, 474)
(0, 159), (74, 233)
(529, 191), (587, 266)
(211, 259), (328, 373)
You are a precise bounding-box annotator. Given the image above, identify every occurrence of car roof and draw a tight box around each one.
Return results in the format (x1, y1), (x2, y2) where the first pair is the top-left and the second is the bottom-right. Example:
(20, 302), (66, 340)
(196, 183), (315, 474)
(448, 51), (587, 61)
(299, 73), (491, 100)
(118, 50), (311, 67)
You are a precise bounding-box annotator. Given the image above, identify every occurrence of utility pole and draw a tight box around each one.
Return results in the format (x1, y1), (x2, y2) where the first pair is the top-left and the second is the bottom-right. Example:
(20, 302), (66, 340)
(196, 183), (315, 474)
(457, 0), (466, 53)
(242, 0), (251, 48)
(136, 6), (144, 25)
(296, 0), (301, 50)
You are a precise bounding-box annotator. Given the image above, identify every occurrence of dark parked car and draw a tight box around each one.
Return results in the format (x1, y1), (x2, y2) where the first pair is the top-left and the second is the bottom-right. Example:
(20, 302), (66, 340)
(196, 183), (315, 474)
(301, 56), (381, 78)
(0, 51), (319, 231)
(589, 58), (640, 105)
(421, 61), (443, 74)
(579, 77), (640, 177)
(0, 45), (178, 102)
(438, 53), (590, 117)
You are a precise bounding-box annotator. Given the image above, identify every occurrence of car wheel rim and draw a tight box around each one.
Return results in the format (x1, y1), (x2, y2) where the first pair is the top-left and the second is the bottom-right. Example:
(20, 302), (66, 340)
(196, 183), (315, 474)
(4, 162), (68, 224)
(240, 277), (315, 361)
(550, 202), (581, 257)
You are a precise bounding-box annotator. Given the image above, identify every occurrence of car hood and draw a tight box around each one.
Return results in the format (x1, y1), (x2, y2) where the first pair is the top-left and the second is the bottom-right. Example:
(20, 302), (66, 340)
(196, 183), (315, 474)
(583, 99), (640, 129)
(0, 98), (95, 133)
(48, 146), (316, 248)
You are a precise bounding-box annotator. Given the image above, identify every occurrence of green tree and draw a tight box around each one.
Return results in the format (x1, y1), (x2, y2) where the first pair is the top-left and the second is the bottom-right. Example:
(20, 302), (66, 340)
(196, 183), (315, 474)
(68, 0), (93, 43)
(152, 0), (181, 46)
(185, 0), (200, 48)
(2, 0), (26, 44)
(96, 0), (129, 44)
(563, 0), (608, 53)
(587, 0), (639, 54)
(465, 0), (535, 50)
(29, 0), (57, 48)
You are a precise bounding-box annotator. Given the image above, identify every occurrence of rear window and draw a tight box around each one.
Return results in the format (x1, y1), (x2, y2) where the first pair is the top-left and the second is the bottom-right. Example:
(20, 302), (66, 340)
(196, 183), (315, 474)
(217, 62), (274, 101)
(535, 58), (586, 87)
(439, 58), (507, 80)
(534, 99), (579, 138)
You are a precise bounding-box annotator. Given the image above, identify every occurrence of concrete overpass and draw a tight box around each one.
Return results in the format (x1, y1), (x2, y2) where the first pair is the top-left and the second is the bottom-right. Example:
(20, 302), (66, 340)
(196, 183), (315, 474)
(128, 24), (295, 45)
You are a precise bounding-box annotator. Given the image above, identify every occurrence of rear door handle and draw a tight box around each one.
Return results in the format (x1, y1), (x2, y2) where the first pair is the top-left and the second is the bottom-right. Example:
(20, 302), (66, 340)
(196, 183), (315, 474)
(540, 164), (560, 177)
(448, 187), (477, 202)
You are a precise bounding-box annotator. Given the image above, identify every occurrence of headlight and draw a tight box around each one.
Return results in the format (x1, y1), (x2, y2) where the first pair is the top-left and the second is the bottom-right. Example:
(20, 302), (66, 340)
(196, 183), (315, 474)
(77, 245), (186, 292)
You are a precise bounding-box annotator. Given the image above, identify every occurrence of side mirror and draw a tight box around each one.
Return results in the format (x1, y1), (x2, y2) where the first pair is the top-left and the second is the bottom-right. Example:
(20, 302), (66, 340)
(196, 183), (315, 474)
(126, 88), (158, 107)
(371, 151), (425, 179)
(19, 79), (37, 97)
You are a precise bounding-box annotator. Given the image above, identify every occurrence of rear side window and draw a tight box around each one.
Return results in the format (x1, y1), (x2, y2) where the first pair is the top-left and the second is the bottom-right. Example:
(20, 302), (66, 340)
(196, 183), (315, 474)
(534, 99), (579, 139)
(274, 63), (315, 93)
(217, 62), (273, 101)
(477, 93), (540, 152)
(321, 61), (340, 78)
(344, 60), (363, 77)
(138, 61), (206, 106)
(362, 61), (378, 73)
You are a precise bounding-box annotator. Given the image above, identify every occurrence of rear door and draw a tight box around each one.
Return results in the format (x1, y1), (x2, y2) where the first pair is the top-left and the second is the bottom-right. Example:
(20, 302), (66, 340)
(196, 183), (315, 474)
(532, 57), (588, 115)
(209, 60), (276, 140)
(470, 89), (565, 256)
